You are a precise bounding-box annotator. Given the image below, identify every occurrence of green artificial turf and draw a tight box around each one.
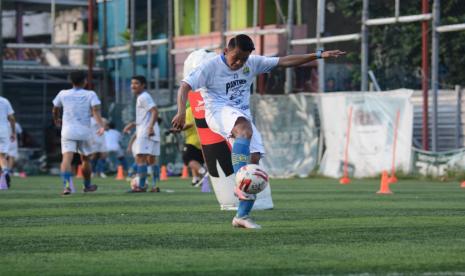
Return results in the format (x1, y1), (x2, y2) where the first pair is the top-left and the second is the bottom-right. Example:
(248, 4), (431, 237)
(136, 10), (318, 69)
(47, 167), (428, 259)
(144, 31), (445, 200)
(1, 176), (465, 275)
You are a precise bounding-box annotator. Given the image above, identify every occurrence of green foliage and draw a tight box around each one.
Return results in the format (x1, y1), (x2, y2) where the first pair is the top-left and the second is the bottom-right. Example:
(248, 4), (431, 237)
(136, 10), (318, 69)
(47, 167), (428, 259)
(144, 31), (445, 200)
(337, 0), (465, 89)
(2, 176), (465, 274)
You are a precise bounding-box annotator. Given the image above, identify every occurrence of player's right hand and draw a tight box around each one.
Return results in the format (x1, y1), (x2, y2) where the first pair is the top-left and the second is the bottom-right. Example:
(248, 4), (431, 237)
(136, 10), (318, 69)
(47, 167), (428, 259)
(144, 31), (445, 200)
(123, 123), (133, 134)
(171, 113), (186, 131)
(54, 119), (62, 127)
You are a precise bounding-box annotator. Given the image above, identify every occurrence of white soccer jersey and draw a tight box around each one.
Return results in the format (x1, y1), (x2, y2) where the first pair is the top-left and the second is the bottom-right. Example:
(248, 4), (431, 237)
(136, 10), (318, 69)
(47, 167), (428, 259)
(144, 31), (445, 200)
(183, 54), (279, 118)
(52, 88), (101, 141)
(0, 97), (14, 139)
(105, 129), (122, 152)
(136, 91), (160, 142)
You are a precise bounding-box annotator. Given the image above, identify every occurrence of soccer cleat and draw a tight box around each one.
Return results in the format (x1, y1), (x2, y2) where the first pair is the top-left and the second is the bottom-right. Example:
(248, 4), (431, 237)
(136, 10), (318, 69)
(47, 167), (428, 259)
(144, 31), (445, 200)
(83, 184), (98, 193)
(232, 216), (262, 229)
(99, 173), (108, 178)
(5, 174), (11, 188)
(150, 187), (161, 193)
(128, 186), (147, 193)
(62, 187), (72, 195)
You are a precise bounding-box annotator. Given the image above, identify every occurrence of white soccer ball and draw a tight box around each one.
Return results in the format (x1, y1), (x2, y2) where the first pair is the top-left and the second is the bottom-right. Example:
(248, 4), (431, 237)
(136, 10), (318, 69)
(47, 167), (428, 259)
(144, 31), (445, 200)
(183, 49), (216, 78)
(235, 164), (269, 194)
(130, 176), (147, 190)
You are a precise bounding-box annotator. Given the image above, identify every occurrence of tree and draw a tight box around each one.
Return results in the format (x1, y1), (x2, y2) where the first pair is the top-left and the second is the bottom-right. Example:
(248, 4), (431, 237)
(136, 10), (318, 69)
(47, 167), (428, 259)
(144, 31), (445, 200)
(337, 0), (465, 90)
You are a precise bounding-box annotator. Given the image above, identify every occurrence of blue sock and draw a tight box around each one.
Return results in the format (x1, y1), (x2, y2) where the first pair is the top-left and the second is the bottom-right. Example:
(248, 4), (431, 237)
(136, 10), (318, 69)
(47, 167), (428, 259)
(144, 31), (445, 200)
(61, 171), (72, 188)
(232, 138), (255, 218)
(91, 159), (98, 173)
(2, 168), (10, 176)
(151, 165), (159, 187)
(129, 162), (138, 177)
(96, 159), (105, 174)
(119, 157), (128, 170)
(84, 178), (91, 188)
(137, 164), (148, 189)
(232, 138), (250, 173)
(237, 200), (255, 218)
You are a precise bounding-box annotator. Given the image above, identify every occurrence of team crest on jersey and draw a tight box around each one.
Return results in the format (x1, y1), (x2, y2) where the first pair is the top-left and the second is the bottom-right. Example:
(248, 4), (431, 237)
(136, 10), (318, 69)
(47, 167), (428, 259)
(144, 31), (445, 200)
(243, 66), (250, 75)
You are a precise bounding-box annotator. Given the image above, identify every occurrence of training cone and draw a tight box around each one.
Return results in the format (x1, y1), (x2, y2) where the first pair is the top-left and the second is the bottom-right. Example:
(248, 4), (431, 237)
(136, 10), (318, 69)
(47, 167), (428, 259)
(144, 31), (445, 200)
(339, 176), (351, 185)
(76, 165), (83, 179)
(115, 165), (125, 180)
(388, 174), (398, 184)
(181, 165), (189, 179)
(160, 165), (168, 181)
(460, 181), (465, 188)
(0, 175), (8, 190)
(201, 174), (211, 193)
(377, 171), (393, 195)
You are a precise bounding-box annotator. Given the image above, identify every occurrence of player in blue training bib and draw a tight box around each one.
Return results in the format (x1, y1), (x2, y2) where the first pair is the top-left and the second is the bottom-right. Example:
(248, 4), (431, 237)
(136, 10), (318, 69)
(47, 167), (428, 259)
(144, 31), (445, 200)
(172, 34), (345, 229)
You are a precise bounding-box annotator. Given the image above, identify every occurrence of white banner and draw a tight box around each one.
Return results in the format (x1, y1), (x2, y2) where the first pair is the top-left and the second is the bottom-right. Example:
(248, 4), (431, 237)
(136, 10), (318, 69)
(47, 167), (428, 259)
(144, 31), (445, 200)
(318, 89), (414, 178)
(251, 94), (319, 178)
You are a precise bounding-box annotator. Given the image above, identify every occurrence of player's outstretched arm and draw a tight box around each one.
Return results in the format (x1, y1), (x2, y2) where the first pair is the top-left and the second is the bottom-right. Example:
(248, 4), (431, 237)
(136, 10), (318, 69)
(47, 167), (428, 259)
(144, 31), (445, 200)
(92, 105), (105, 136)
(277, 50), (346, 68)
(171, 81), (191, 131)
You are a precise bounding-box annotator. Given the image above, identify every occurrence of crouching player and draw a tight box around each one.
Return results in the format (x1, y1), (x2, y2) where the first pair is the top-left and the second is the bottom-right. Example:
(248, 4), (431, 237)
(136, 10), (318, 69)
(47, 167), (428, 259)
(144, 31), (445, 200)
(52, 71), (106, 195)
(172, 34), (345, 228)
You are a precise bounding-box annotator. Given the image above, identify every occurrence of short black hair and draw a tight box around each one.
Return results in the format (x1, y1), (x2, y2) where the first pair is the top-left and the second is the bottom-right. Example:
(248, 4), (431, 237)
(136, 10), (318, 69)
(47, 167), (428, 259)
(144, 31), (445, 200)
(69, 71), (86, 86)
(131, 75), (147, 86)
(228, 34), (255, 52)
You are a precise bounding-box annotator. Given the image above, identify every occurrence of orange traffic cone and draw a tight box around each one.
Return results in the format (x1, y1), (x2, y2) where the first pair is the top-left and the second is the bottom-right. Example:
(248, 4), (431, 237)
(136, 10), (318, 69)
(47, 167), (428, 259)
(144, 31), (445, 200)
(460, 181), (465, 188)
(388, 174), (398, 184)
(76, 165), (83, 179)
(340, 176), (351, 185)
(377, 171), (392, 195)
(160, 165), (168, 181)
(181, 165), (189, 179)
(115, 165), (125, 180)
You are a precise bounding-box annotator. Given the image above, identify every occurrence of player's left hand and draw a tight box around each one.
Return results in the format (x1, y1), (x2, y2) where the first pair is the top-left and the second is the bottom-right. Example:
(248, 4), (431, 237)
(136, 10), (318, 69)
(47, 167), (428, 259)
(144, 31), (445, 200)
(322, 50), (346, 58)
(96, 127), (105, 136)
(147, 126), (154, 136)
(171, 112), (186, 131)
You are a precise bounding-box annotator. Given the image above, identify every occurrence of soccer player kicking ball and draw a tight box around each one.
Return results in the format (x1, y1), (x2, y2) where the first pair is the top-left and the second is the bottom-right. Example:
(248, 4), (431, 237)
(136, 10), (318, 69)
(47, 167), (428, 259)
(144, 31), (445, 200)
(52, 71), (106, 195)
(172, 34), (345, 229)
(123, 76), (161, 193)
(0, 96), (16, 189)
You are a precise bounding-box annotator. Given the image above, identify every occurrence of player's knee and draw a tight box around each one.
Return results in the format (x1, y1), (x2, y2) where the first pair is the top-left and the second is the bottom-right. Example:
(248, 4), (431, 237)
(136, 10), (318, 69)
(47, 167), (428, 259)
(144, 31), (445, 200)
(233, 118), (253, 139)
(250, 153), (261, 164)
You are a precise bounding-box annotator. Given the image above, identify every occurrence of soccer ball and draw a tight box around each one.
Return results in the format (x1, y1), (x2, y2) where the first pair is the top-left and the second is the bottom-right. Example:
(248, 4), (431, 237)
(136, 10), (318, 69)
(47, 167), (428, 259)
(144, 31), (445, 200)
(130, 176), (147, 190)
(235, 164), (269, 194)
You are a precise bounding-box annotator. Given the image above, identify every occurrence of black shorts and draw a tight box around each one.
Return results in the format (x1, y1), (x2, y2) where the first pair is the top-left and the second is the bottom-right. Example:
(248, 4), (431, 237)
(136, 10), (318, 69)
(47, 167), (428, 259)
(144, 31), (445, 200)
(182, 144), (204, 165)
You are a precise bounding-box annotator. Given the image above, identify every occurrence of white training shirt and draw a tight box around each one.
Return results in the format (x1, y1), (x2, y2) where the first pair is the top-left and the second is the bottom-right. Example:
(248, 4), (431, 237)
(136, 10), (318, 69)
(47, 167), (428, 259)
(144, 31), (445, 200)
(52, 88), (101, 141)
(105, 129), (122, 152)
(136, 91), (160, 141)
(0, 97), (14, 139)
(183, 54), (279, 118)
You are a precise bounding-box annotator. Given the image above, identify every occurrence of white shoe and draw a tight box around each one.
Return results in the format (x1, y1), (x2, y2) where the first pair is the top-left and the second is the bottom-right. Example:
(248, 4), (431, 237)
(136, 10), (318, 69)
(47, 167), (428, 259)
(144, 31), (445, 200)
(232, 216), (262, 229)
(99, 173), (108, 178)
